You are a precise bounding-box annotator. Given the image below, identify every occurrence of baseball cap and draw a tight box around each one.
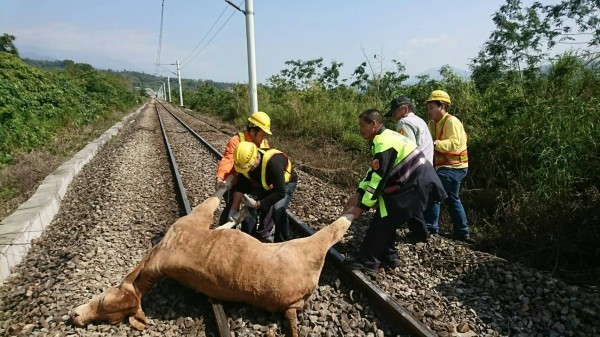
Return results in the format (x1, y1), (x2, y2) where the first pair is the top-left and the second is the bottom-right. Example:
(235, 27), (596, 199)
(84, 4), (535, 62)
(385, 96), (412, 117)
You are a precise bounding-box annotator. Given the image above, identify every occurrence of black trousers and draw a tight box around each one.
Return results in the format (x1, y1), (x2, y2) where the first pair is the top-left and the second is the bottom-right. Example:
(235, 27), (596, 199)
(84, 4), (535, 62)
(357, 210), (427, 269)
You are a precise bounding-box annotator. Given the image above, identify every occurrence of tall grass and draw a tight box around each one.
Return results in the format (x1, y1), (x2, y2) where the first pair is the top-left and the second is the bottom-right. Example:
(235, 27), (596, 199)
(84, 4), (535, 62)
(189, 54), (600, 282)
(0, 53), (139, 167)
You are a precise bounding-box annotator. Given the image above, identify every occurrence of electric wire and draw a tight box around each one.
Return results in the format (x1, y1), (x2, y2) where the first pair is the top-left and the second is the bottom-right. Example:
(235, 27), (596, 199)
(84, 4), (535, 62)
(181, 1), (244, 70)
(180, 5), (230, 66)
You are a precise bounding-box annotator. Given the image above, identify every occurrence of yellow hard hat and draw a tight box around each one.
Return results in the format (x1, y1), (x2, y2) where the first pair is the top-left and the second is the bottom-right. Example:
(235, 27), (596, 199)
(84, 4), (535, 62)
(426, 90), (451, 105)
(248, 111), (272, 135)
(233, 141), (259, 174)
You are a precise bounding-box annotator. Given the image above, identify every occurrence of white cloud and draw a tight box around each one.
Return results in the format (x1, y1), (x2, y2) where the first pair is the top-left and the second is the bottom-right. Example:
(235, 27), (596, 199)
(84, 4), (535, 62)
(407, 33), (454, 48)
(12, 23), (156, 61)
(392, 34), (472, 74)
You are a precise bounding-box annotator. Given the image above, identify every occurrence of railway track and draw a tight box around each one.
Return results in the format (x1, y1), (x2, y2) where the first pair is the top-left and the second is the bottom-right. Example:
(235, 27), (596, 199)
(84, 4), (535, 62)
(0, 100), (598, 336)
(155, 99), (436, 336)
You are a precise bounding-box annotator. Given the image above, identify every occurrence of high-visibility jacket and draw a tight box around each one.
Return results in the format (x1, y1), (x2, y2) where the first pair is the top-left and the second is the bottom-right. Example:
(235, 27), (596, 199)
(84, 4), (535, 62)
(357, 128), (425, 217)
(429, 113), (468, 169)
(216, 131), (269, 180)
(234, 148), (297, 213)
(243, 149), (293, 190)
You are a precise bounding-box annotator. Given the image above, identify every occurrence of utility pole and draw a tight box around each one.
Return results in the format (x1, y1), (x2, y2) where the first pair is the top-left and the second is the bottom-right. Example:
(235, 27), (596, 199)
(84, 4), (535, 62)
(226, 0), (258, 113)
(155, 0), (165, 76)
(159, 62), (182, 105)
(176, 60), (183, 107)
(245, 0), (258, 113)
(167, 76), (172, 102)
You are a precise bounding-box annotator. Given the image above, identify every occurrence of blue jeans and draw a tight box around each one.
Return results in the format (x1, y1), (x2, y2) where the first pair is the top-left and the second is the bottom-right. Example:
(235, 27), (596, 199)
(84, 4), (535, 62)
(424, 167), (469, 237)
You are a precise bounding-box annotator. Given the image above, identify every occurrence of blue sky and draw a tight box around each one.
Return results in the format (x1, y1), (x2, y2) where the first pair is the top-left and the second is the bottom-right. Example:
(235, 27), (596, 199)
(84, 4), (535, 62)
(1, 1), (510, 83)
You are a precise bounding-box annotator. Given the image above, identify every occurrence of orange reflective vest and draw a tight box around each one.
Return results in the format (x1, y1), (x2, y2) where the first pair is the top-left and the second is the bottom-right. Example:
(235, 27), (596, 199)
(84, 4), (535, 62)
(238, 132), (268, 148)
(216, 131), (269, 180)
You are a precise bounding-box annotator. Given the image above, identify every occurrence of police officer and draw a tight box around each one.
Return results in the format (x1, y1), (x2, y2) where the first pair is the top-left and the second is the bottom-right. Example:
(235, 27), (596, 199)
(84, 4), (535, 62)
(346, 109), (447, 274)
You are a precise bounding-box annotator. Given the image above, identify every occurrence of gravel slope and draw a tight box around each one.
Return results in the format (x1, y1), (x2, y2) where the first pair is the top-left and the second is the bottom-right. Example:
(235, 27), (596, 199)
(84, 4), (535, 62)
(0, 101), (598, 337)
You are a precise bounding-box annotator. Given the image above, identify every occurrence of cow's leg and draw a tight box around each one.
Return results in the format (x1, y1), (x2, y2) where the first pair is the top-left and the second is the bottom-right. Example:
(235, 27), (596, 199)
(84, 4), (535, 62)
(284, 307), (299, 337)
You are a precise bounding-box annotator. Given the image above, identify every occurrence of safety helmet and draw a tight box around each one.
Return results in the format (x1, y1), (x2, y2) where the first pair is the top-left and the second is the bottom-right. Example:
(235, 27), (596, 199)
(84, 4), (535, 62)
(233, 141), (259, 174)
(426, 90), (451, 105)
(248, 111), (272, 135)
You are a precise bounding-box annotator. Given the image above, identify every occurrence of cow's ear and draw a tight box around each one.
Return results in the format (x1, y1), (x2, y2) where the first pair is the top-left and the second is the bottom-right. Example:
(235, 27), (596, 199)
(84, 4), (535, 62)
(120, 283), (140, 303)
(129, 308), (147, 330)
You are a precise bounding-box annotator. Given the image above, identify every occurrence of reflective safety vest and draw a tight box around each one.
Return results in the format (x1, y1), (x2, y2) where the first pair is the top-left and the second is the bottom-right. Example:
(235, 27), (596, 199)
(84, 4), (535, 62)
(238, 132), (268, 148)
(358, 129), (421, 217)
(243, 149), (293, 190)
(432, 114), (468, 167)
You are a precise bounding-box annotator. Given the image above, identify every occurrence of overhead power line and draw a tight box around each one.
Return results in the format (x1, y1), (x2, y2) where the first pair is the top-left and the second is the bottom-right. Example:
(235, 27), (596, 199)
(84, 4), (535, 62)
(181, 1), (243, 69)
(180, 5), (230, 65)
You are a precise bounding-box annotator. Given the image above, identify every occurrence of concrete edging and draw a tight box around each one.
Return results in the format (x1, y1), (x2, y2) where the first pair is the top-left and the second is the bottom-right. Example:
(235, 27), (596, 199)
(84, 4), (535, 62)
(0, 103), (148, 284)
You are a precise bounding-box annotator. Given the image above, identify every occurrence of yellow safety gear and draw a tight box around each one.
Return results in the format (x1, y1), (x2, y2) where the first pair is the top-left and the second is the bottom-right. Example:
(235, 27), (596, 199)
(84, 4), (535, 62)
(248, 111), (272, 135)
(256, 149), (292, 190)
(430, 114), (468, 169)
(358, 129), (418, 218)
(233, 141), (259, 174)
(426, 90), (451, 105)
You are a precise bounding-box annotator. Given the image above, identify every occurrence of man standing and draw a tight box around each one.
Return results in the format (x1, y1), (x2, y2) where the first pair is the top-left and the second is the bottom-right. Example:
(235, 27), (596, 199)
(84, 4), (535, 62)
(229, 141), (298, 243)
(345, 109), (446, 274)
(215, 111), (271, 225)
(385, 96), (434, 164)
(423, 90), (472, 243)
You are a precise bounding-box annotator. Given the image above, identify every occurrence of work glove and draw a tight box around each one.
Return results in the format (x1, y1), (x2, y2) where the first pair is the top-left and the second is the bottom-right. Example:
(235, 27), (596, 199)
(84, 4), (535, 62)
(243, 194), (258, 209)
(215, 178), (227, 191)
(228, 210), (238, 222)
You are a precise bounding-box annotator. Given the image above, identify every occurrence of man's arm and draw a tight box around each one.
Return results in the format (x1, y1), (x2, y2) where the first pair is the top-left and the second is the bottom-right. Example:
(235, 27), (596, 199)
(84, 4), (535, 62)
(216, 135), (240, 180)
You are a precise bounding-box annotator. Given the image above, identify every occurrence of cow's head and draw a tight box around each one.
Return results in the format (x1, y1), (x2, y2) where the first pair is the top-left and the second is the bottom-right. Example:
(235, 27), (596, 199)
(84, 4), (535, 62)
(70, 282), (147, 330)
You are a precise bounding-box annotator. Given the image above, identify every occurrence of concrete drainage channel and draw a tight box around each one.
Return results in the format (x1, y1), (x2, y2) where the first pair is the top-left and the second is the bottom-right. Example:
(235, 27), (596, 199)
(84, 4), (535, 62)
(0, 104), (147, 284)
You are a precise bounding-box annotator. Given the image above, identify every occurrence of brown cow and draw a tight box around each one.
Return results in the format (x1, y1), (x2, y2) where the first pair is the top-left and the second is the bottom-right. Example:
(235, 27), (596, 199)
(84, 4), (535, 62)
(70, 195), (355, 337)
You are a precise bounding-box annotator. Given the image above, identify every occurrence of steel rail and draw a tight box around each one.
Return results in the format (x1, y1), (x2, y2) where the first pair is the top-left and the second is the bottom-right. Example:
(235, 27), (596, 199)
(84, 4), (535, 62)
(154, 102), (231, 337)
(158, 100), (436, 336)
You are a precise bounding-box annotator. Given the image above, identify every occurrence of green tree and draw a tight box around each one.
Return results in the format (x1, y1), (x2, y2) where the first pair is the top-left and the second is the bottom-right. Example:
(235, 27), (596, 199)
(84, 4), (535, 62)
(0, 33), (19, 57)
(471, 0), (600, 91)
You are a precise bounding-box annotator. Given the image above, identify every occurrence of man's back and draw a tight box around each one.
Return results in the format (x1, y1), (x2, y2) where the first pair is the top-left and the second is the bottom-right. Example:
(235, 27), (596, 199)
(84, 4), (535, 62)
(396, 112), (434, 164)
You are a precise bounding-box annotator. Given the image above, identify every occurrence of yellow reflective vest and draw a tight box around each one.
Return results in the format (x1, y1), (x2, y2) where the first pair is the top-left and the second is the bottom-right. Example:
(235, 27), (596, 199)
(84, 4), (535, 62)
(243, 148), (293, 191)
(429, 114), (468, 169)
(358, 129), (419, 217)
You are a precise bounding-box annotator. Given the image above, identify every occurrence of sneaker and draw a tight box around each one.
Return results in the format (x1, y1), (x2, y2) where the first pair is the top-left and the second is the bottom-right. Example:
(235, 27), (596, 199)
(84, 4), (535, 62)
(454, 235), (476, 244)
(380, 259), (401, 270)
(345, 261), (377, 276)
(404, 231), (429, 243)
(261, 235), (274, 243)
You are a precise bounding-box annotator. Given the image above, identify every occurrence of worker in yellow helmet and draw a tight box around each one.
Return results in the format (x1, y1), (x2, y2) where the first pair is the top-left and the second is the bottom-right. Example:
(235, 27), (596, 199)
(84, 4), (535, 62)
(423, 90), (473, 243)
(215, 111), (272, 226)
(229, 141), (298, 243)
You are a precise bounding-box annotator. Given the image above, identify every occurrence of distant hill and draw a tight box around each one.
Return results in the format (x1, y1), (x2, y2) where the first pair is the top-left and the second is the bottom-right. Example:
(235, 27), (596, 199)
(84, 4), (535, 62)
(21, 57), (236, 92)
(406, 66), (471, 84)
(20, 50), (57, 62)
